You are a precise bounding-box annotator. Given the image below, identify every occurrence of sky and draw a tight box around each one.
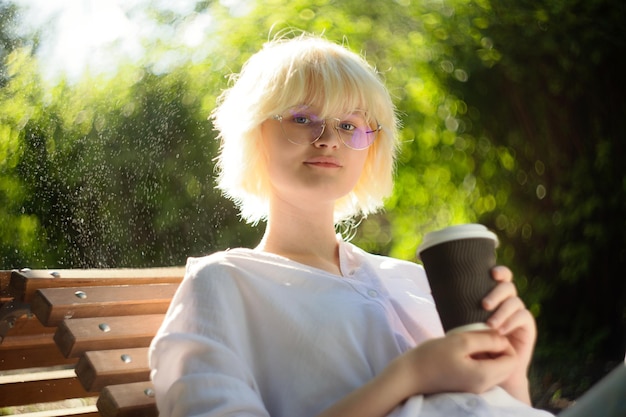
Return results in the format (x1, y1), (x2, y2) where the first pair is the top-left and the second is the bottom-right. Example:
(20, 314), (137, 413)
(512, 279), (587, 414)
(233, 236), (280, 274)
(11, 0), (221, 82)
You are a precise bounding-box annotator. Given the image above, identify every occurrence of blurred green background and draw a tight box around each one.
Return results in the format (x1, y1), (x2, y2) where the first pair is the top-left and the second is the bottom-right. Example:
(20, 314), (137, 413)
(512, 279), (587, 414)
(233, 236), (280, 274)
(1, 0), (624, 410)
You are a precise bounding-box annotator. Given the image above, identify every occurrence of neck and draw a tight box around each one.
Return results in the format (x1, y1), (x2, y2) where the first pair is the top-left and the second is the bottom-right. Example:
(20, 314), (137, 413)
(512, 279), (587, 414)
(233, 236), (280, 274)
(256, 202), (343, 276)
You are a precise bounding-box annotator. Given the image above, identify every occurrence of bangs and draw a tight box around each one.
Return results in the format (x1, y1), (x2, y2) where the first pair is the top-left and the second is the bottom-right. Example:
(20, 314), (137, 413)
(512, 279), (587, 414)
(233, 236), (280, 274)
(267, 44), (387, 128)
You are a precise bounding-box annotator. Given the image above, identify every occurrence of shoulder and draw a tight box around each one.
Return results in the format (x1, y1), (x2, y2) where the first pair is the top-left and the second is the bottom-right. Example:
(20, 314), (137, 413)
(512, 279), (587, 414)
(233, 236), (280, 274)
(176, 249), (257, 296)
(343, 241), (431, 293)
(167, 249), (268, 319)
(185, 248), (265, 275)
(343, 240), (423, 274)
(185, 249), (241, 275)
(182, 248), (300, 290)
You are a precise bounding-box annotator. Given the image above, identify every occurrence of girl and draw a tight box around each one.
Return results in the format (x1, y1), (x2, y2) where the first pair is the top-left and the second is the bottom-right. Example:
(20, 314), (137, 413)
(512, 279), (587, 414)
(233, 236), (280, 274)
(149, 33), (555, 417)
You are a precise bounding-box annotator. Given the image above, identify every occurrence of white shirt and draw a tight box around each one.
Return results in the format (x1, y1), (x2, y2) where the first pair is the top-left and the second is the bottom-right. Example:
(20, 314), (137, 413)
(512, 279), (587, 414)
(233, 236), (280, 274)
(149, 239), (554, 417)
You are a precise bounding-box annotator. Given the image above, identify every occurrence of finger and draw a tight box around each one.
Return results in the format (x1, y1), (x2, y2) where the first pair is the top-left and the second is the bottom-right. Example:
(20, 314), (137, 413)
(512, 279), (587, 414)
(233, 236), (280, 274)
(486, 296), (525, 330)
(490, 265), (513, 283)
(483, 281), (518, 311)
(449, 329), (511, 355)
(493, 305), (536, 337)
(461, 332), (518, 375)
(472, 343), (518, 389)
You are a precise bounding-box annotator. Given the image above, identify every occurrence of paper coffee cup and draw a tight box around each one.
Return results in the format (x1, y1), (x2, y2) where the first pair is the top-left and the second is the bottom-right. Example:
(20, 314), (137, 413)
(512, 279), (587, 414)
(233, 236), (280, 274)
(418, 224), (499, 334)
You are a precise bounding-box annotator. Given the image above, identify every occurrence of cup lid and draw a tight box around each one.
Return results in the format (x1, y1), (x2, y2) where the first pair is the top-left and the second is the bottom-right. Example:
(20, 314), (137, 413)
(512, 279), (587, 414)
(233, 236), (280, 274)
(417, 223), (499, 255)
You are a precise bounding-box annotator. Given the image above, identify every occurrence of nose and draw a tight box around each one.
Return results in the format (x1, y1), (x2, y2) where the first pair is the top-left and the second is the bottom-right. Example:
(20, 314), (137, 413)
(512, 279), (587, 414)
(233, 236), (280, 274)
(314, 122), (341, 148)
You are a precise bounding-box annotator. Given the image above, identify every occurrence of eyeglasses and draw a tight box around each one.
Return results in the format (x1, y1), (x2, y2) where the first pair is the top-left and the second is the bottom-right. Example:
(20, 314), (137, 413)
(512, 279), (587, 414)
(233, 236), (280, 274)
(272, 107), (381, 150)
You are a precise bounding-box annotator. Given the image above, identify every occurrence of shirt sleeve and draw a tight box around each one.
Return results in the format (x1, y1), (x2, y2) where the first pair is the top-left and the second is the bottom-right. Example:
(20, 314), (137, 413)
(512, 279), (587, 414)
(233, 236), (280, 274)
(149, 256), (270, 417)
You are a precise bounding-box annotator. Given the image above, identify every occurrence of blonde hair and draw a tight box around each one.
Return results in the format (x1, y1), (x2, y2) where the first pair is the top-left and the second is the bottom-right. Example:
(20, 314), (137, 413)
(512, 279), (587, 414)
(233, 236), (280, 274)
(211, 33), (400, 225)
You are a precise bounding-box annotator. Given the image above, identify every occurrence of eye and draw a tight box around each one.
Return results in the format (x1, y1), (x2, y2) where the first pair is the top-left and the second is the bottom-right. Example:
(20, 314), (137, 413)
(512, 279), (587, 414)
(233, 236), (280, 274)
(292, 115), (309, 124)
(337, 112), (370, 133)
(337, 121), (357, 132)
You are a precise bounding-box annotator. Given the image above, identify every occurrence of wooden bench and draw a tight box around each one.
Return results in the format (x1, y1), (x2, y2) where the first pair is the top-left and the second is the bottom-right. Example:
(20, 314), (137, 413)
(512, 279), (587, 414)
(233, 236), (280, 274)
(0, 267), (185, 417)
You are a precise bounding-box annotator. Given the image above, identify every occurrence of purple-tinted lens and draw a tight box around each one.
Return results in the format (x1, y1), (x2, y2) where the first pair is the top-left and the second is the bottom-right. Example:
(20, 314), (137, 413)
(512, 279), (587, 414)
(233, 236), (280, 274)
(345, 127), (373, 149)
(285, 109), (324, 144)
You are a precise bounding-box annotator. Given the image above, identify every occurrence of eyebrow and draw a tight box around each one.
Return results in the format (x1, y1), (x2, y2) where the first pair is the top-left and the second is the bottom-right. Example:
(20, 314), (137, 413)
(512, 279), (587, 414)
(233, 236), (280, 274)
(285, 105), (372, 123)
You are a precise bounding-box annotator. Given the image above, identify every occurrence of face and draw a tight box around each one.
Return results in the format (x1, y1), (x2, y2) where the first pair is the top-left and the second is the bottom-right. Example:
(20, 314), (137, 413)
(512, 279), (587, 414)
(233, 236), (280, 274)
(260, 107), (370, 214)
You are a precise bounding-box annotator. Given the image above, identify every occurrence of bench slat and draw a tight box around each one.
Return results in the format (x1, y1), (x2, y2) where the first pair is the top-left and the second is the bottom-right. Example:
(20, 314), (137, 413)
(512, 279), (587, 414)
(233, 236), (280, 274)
(0, 368), (96, 408)
(0, 335), (77, 370)
(6, 405), (100, 417)
(55, 314), (165, 358)
(32, 284), (178, 326)
(97, 381), (157, 417)
(0, 270), (14, 300)
(76, 347), (150, 392)
(3, 313), (57, 336)
(10, 267), (185, 302)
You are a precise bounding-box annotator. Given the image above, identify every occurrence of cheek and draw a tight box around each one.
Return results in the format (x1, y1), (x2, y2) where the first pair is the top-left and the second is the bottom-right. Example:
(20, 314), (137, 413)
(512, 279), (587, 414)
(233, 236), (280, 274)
(260, 123), (282, 167)
(346, 150), (371, 193)
(351, 151), (370, 180)
(260, 124), (298, 184)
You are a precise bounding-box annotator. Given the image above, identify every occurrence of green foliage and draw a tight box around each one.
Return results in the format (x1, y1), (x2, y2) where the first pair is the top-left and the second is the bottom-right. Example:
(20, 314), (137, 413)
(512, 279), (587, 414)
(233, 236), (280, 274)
(430, 0), (626, 399)
(0, 0), (21, 87)
(1, 47), (262, 268)
(0, 47), (47, 266)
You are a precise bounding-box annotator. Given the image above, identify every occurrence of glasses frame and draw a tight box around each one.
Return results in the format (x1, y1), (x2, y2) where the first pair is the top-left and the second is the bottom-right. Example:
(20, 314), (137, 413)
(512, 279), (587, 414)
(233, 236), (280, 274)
(272, 110), (382, 151)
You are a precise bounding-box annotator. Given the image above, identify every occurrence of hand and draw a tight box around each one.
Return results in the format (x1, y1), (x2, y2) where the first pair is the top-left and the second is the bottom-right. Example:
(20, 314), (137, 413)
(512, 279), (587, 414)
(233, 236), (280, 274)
(482, 266), (537, 403)
(394, 330), (518, 397)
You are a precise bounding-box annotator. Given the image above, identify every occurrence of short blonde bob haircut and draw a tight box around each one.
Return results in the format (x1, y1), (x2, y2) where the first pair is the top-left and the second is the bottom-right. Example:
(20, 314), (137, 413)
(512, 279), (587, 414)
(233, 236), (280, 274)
(211, 33), (400, 225)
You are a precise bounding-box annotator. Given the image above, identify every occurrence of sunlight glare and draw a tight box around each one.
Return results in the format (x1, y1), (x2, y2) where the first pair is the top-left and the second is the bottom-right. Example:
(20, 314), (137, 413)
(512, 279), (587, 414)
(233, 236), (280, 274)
(12, 0), (213, 82)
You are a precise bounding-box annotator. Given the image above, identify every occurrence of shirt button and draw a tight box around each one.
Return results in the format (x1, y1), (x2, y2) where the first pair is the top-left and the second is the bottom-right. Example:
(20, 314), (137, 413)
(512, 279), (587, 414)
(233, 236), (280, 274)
(466, 398), (479, 408)
(367, 289), (378, 297)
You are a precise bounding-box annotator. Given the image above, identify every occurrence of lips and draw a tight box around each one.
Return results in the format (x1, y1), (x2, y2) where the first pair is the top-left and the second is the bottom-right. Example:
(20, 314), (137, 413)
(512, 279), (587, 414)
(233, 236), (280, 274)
(304, 156), (342, 168)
